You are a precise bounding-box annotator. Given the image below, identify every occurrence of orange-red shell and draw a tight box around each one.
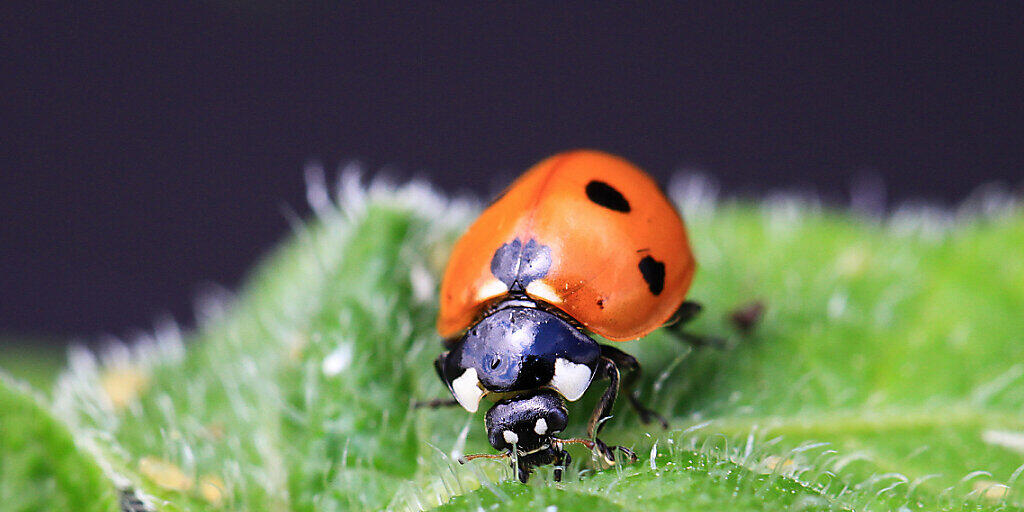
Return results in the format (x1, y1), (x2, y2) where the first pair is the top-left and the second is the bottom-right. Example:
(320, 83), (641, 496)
(437, 150), (696, 341)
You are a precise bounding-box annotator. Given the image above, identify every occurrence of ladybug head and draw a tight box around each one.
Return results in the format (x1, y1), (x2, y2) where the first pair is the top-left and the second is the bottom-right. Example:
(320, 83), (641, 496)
(484, 389), (568, 453)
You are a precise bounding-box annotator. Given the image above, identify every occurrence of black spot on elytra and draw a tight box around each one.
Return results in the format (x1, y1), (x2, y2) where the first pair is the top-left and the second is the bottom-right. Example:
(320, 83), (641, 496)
(491, 238), (553, 292)
(586, 180), (630, 212)
(638, 256), (665, 295)
(596, 299), (605, 309)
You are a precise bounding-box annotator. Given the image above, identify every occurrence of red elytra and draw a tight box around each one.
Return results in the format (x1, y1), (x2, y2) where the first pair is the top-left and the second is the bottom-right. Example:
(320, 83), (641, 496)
(438, 150), (696, 342)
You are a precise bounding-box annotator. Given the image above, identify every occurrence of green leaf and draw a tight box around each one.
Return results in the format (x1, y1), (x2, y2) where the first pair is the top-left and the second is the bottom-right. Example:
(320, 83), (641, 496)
(42, 178), (1024, 511)
(0, 339), (65, 390)
(0, 374), (119, 512)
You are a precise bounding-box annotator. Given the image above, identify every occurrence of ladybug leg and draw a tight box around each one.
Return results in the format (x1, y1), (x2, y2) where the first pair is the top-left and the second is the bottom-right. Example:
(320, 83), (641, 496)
(586, 357), (619, 439)
(581, 357), (639, 466)
(665, 301), (729, 349)
(433, 350), (448, 381)
(729, 300), (765, 334)
(517, 463), (533, 483)
(119, 489), (148, 512)
(552, 448), (571, 482)
(412, 352), (461, 409)
(412, 397), (460, 408)
(667, 300), (704, 327)
(560, 437), (637, 467)
(599, 345), (669, 429)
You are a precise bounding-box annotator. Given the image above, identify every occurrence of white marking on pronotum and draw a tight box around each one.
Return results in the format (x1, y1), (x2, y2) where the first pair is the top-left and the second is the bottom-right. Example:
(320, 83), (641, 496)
(452, 368), (485, 413)
(526, 280), (562, 304)
(475, 279), (509, 301)
(503, 430), (519, 445)
(534, 418), (548, 435)
(549, 358), (593, 401)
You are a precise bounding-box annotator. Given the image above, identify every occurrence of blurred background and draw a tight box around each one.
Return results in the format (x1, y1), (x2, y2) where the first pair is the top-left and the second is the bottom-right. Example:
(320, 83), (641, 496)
(2, 3), (1022, 347)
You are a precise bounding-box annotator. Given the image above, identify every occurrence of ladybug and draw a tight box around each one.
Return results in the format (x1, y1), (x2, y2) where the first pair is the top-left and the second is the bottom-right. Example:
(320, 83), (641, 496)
(428, 150), (702, 483)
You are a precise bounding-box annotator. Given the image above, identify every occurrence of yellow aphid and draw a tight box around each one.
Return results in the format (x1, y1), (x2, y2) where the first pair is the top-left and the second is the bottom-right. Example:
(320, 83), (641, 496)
(139, 456), (193, 492)
(973, 480), (1009, 502)
(761, 455), (796, 474)
(287, 332), (308, 362)
(203, 422), (226, 440)
(199, 475), (227, 506)
(835, 246), (870, 277)
(101, 367), (149, 410)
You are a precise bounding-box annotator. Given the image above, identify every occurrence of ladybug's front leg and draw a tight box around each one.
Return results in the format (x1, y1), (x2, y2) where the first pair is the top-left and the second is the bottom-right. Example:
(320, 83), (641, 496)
(412, 397), (460, 408)
(412, 351), (461, 409)
(599, 344), (669, 429)
(552, 448), (571, 482)
(580, 357), (638, 466)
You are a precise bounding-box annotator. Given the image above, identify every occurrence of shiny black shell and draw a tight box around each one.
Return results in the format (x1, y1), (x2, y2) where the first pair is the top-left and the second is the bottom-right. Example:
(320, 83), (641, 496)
(441, 302), (601, 394)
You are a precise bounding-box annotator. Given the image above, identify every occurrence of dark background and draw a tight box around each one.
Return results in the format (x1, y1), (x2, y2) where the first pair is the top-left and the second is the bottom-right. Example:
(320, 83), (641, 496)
(2, 3), (1022, 343)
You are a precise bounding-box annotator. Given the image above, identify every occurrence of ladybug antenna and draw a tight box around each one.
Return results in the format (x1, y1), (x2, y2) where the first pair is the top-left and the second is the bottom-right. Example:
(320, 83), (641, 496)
(458, 452), (509, 464)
